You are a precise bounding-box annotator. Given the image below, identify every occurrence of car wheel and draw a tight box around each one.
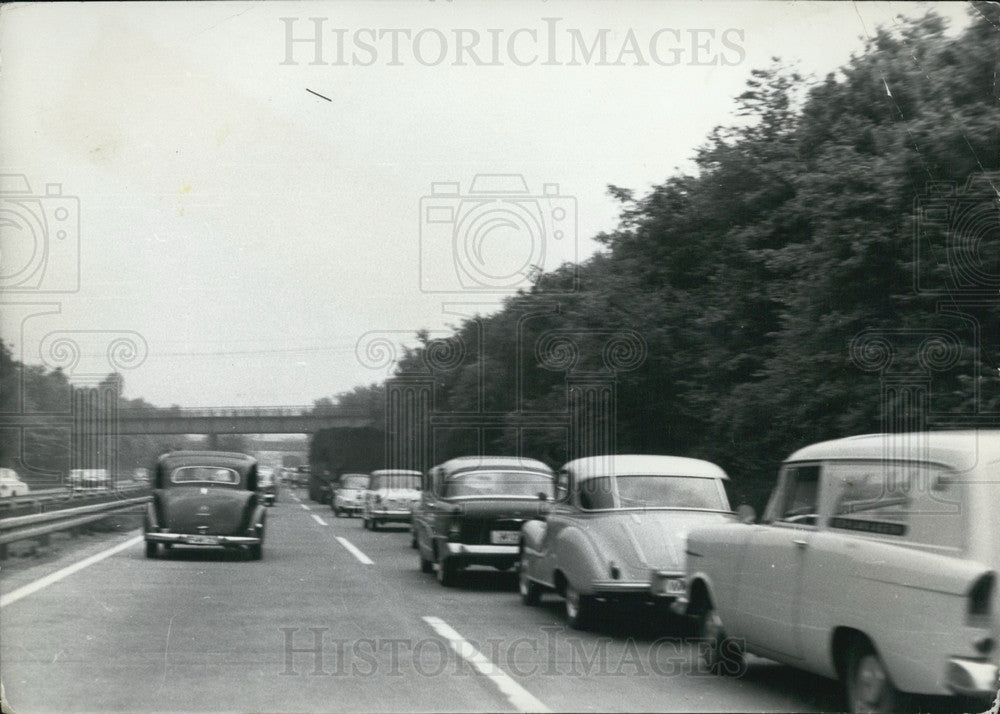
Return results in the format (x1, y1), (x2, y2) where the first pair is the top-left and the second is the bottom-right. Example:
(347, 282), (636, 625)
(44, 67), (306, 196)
(362, 517), (370, 530)
(519, 560), (541, 606)
(410, 531), (418, 549)
(436, 556), (457, 586)
(699, 606), (745, 676)
(419, 548), (434, 574)
(249, 543), (263, 561)
(371, 520), (379, 531)
(564, 583), (595, 630)
(145, 541), (157, 559)
(845, 640), (901, 714)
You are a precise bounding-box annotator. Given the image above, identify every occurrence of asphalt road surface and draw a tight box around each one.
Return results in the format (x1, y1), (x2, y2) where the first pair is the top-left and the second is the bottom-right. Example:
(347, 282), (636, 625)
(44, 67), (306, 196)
(1, 489), (845, 712)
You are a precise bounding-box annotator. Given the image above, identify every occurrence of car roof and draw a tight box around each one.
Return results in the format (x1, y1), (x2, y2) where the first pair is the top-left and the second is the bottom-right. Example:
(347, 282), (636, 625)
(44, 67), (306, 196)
(785, 430), (1000, 472)
(369, 469), (421, 476)
(562, 455), (729, 480)
(157, 450), (257, 472)
(433, 456), (554, 478)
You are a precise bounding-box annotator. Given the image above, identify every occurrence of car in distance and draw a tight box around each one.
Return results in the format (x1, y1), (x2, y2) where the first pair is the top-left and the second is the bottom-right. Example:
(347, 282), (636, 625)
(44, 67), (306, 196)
(144, 451), (267, 560)
(414, 456), (555, 586)
(518, 455), (733, 629)
(0, 468), (30, 497)
(362, 469), (421, 530)
(684, 430), (1000, 713)
(333, 473), (370, 517)
(67, 468), (111, 491)
(258, 467), (278, 506)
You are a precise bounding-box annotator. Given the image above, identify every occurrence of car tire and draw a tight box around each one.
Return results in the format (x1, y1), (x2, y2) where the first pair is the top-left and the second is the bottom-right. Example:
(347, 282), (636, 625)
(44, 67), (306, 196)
(419, 548), (434, 574)
(144, 541), (158, 559)
(249, 543), (263, 561)
(519, 563), (541, 606)
(845, 640), (902, 714)
(564, 583), (595, 630)
(371, 519), (379, 531)
(698, 605), (745, 676)
(362, 517), (370, 530)
(410, 531), (418, 549)
(436, 556), (457, 587)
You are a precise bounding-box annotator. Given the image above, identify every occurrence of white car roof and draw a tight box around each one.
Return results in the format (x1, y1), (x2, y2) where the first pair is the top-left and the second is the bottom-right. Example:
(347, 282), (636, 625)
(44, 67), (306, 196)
(369, 469), (421, 476)
(433, 456), (553, 479)
(562, 455), (729, 480)
(785, 430), (1000, 473)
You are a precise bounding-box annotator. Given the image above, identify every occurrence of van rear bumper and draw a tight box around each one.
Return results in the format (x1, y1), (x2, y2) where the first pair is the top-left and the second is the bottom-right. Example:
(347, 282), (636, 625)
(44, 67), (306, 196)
(945, 658), (998, 701)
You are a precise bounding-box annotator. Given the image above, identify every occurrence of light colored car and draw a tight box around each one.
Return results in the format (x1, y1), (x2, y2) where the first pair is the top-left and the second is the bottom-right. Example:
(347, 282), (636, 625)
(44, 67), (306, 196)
(0, 468), (30, 497)
(67, 468), (111, 490)
(414, 456), (555, 586)
(362, 469), (422, 530)
(519, 455), (733, 629)
(684, 430), (1000, 713)
(333, 473), (370, 517)
(258, 467), (278, 506)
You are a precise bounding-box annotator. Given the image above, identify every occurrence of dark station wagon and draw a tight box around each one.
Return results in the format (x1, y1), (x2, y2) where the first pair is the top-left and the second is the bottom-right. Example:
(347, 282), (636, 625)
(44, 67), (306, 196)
(144, 451), (267, 560)
(413, 456), (555, 586)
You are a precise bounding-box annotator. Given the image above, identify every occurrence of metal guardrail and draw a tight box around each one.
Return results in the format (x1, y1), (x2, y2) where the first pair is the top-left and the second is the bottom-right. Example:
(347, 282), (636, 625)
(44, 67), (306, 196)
(0, 493), (150, 556)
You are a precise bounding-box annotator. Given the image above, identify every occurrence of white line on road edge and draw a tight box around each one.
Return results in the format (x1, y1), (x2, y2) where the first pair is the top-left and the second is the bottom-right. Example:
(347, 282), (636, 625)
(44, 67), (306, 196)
(300, 504), (310, 511)
(311, 514), (328, 526)
(335, 536), (373, 565)
(422, 616), (550, 714)
(0, 535), (144, 609)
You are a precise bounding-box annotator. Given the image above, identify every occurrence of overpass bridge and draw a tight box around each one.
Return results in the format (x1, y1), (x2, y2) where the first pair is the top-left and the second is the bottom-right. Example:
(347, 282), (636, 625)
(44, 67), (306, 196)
(1, 406), (375, 436)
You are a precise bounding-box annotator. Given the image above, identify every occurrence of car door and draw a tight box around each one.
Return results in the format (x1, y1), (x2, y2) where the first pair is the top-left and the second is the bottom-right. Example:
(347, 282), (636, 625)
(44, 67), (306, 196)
(735, 463), (822, 660)
(535, 469), (573, 585)
(414, 469), (438, 549)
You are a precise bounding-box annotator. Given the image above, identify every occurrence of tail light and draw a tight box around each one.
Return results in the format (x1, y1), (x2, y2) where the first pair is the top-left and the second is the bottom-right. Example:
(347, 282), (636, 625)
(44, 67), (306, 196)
(967, 572), (995, 625)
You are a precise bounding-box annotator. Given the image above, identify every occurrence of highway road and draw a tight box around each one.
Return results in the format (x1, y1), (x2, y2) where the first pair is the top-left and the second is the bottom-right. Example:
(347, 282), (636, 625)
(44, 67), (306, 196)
(0, 489), (844, 712)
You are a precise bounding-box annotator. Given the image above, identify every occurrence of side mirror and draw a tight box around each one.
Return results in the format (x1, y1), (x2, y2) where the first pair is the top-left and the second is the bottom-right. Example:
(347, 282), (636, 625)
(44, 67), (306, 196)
(736, 504), (756, 524)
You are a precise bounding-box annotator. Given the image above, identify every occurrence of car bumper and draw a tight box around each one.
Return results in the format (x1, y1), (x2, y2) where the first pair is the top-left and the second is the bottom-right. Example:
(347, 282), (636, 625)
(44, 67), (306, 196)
(337, 503), (364, 513)
(945, 658), (998, 701)
(442, 542), (519, 567)
(146, 532), (261, 547)
(370, 509), (413, 522)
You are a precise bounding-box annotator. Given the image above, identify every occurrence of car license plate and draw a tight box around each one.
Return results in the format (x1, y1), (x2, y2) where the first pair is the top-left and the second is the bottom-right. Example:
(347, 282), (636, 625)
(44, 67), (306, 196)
(186, 535), (219, 545)
(490, 530), (519, 545)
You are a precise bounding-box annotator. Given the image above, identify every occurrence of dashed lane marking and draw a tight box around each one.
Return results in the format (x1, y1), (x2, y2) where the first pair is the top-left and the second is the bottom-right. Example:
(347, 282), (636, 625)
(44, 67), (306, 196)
(1, 535), (144, 609)
(335, 536), (373, 565)
(422, 616), (550, 713)
(311, 514), (328, 526)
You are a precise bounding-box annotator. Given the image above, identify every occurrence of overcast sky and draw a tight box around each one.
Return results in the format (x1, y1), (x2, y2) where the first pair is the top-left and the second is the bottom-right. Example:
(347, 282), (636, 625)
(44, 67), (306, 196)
(0, 1), (974, 408)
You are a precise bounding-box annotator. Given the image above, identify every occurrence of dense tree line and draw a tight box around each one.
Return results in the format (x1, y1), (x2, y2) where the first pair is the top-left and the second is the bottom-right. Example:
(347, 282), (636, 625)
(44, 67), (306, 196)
(315, 7), (998, 508)
(0, 341), (204, 486)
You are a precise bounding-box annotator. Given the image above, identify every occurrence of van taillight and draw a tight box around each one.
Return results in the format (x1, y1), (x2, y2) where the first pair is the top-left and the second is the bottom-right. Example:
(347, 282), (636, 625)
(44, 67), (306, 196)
(968, 572), (995, 620)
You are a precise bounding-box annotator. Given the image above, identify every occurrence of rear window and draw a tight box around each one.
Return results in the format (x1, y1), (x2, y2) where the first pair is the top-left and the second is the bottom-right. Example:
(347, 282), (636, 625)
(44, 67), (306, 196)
(370, 473), (420, 490)
(341, 475), (370, 490)
(442, 470), (554, 499)
(171, 466), (240, 485)
(578, 475), (728, 511)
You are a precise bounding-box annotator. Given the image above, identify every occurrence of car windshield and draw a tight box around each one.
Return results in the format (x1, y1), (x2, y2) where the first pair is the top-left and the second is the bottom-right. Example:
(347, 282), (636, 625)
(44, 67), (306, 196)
(579, 474), (726, 510)
(171, 466), (240, 485)
(341, 475), (370, 489)
(370, 473), (420, 490)
(442, 470), (554, 499)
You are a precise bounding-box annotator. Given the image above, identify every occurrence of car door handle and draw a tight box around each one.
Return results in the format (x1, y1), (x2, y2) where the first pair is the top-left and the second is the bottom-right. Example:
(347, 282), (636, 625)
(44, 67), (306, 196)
(792, 538), (808, 548)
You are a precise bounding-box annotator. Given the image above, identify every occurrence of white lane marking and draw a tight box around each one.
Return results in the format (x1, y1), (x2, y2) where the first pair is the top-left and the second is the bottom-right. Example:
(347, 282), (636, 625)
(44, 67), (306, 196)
(300, 503), (310, 511)
(422, 616), (550, 714)
(335, 536), (373, 565)
(311, 514), (328, 526)
(0, 535), (144, 609)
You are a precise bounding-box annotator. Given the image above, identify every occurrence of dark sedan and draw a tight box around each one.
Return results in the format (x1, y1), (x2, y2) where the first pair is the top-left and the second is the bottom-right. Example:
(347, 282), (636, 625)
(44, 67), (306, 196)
(413, 456), (554, 586)
(144, 451), (267, 560)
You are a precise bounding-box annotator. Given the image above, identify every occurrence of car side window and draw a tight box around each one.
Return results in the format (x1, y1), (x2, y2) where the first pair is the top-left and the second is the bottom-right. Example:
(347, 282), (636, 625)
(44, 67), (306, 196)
(766, 464), (821, 526)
